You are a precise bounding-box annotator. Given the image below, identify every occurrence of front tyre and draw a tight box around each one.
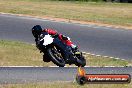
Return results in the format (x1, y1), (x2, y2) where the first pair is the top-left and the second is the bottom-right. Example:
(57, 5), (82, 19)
(47, 48), (65, 67)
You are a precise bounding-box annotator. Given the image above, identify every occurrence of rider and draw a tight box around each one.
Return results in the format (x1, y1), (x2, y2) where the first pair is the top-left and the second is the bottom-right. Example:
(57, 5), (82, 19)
(31, 25), (78, 52)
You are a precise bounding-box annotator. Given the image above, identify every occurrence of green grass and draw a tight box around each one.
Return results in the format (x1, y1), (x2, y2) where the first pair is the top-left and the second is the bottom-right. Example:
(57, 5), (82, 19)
(0, 40), (131, 66)
(0, 0), (132, 27)
(0, 81), (132, 88)
(85, 54), (130, 66)
(0, 40), (51, 66)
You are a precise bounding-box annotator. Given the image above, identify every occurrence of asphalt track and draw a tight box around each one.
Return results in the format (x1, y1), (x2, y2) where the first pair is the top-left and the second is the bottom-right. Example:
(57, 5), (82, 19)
(0, 67), (132, 84)
(0, 14), (132, 60)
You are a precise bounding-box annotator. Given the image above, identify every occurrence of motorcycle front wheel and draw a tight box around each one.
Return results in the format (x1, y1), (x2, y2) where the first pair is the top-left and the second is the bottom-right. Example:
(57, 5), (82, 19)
(47, 47), (65, 67)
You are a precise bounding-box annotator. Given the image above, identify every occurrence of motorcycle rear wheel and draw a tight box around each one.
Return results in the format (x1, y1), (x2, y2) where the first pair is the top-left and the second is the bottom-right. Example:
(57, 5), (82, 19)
(76, 56), (86, 67)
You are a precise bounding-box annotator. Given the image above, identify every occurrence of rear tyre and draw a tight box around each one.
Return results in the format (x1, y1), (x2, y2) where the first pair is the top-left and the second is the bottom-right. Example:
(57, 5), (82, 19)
(47, 48), (65, 67)
(76, 56), (86, 67)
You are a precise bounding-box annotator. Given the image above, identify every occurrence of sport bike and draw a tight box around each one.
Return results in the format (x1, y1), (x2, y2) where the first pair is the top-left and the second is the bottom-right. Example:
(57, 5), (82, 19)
(37, 32), (86, 67)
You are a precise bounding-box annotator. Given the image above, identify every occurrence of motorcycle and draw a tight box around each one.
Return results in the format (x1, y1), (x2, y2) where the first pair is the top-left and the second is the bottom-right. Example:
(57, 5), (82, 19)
(37, 32), (86, 67)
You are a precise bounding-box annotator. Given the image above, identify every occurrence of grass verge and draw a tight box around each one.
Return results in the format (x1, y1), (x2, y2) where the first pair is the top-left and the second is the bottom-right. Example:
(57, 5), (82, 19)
(0, 40), (131, 66)
(0, 81), (132, 88)
(0, 0), (132, 28)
